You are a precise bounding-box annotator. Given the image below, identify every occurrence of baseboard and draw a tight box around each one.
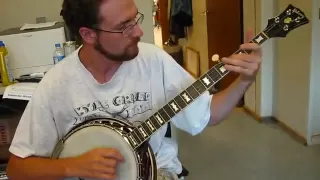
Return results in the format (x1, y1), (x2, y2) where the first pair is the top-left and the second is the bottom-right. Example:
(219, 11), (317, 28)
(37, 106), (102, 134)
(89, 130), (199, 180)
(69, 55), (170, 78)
(242, 106), (261, 122)
(243, 106), (308, 146)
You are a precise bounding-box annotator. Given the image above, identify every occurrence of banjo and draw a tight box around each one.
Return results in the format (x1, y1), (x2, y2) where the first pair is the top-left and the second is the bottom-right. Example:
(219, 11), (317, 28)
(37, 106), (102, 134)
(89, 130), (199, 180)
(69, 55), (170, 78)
(51, 4), (309, 180)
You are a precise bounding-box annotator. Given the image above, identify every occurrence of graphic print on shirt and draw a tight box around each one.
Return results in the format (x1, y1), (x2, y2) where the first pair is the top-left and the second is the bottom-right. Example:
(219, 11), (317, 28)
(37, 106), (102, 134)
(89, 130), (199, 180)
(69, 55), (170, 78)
(72, 92), (153, 125)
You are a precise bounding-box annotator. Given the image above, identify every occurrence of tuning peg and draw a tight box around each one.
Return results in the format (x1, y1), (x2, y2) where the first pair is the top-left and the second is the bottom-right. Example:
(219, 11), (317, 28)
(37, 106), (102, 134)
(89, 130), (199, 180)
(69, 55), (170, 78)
(212, 54), (220, 62)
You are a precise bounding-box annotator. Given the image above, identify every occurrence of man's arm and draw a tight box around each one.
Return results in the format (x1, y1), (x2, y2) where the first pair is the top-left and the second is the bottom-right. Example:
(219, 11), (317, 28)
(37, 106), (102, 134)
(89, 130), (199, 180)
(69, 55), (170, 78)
(7, 148), (123, 180)
(7, 155), (72, 180)
(208, 39), (262, 126)
(208, 77), (252, 126)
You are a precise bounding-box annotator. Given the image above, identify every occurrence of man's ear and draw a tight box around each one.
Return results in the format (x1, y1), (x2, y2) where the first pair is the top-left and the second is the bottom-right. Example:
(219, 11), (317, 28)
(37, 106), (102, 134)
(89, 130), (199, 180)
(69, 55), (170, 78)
(79, 27), (97, 45)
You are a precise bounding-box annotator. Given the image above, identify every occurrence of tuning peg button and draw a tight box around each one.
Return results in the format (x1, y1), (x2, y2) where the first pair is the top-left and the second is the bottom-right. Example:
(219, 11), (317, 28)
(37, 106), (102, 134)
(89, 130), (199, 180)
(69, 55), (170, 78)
(212, 54), (220, 62)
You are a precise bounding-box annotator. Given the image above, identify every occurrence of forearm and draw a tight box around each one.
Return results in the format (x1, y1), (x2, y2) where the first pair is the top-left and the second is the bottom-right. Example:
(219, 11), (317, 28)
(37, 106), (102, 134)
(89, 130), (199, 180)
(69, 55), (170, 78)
(209, 77), (252, 125)
(6, 155), (75, 180)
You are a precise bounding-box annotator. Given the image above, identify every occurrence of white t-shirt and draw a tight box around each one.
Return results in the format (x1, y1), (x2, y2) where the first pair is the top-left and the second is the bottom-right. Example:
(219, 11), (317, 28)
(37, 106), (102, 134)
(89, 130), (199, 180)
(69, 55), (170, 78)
(9, 42), (212, 174)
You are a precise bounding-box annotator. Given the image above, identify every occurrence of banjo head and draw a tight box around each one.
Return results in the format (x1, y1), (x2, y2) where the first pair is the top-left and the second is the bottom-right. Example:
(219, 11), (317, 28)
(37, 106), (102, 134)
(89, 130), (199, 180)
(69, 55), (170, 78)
(51, 118), (157, 180)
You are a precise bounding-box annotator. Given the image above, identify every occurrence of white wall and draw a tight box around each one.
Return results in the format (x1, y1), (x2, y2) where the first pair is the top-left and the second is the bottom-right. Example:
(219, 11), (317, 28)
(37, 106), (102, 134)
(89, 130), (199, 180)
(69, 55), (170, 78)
(244, 0), (276, 117)
(245, 0), (320, 145)
(0, 0), (63, 31)
(134, 0), (154, 44)
(259, 0), (276, 117)
(274, 0), (313, 143)
(0, 0), (154, 43)
(308, 0), (320, 144)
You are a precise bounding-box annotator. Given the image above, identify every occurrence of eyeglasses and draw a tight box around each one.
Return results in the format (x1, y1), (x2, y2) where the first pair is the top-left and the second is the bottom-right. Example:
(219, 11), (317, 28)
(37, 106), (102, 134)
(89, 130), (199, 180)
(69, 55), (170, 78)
(92, 12), (144, 37)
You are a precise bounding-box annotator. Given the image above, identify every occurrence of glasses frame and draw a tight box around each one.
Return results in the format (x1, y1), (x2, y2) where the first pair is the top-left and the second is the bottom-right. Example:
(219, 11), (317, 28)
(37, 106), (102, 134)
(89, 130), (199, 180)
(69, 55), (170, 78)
(92, 12), (144, 37)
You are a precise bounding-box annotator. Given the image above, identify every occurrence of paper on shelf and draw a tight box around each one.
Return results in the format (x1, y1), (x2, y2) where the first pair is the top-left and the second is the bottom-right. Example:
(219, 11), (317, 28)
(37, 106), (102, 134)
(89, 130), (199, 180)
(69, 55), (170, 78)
(3, 83), (38, 101)
(20, 21), (58, 30)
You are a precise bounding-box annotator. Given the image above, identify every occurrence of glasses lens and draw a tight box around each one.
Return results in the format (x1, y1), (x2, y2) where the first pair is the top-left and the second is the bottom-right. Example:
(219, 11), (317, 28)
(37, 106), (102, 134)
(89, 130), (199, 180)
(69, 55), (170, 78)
(137, 13), (144, 24)
(123, 26), (133, 37)
(122, 13), (143, 37)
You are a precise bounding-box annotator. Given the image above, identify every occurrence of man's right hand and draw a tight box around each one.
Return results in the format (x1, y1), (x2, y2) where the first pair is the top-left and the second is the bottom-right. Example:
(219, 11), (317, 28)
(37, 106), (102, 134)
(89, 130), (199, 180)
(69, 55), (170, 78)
(66, 148), (125, 180)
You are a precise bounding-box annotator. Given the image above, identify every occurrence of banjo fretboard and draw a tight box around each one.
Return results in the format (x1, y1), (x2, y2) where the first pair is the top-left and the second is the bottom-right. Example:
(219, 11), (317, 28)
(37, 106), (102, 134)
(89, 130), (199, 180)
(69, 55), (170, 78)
(125, 31), (269, 150)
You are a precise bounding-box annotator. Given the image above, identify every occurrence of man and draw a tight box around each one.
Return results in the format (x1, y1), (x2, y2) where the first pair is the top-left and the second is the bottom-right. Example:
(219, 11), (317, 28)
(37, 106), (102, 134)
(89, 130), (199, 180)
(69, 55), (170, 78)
(6, 0), (262, 179)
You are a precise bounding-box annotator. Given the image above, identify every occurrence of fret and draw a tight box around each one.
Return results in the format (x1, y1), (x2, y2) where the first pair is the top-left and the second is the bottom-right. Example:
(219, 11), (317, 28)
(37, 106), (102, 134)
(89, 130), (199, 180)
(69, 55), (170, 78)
(141, 121), (152, 135)
(186, 85), (199, 99)
(149, 115), (161, 129)
(146, 120), (156, 132)
(156, 109), (169, 123)
(164, 103), (177, 118)
(207, 68), (221, 82)
(127, 133), (138, 147)
(174, 95), (188, 109)
(133, 129), (146, 142)
(192, 79), (207, 94)
(138, 126), (148, 138)
(131, 130), (142, 144)
(214, 63), (228, 76)
(236, 49), (251, 54)
(180, 91), (192, 104)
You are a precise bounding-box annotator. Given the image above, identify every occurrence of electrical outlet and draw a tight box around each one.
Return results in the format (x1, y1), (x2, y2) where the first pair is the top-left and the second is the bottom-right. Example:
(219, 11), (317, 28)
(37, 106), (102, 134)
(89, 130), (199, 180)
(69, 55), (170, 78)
(36, 17), (46, 23)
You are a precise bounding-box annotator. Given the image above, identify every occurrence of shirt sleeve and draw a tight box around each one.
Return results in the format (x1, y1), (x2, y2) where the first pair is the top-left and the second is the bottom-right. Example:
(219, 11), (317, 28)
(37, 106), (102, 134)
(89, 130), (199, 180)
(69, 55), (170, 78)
(159, 50), (213, 136)
(9, 81), (59, 158)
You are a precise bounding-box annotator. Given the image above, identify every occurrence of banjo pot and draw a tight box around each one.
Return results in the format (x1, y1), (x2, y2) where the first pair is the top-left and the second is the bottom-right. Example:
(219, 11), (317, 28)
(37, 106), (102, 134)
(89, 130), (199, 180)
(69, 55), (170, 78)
(51, 118), (157, 180)
(51, 4), (308, 180)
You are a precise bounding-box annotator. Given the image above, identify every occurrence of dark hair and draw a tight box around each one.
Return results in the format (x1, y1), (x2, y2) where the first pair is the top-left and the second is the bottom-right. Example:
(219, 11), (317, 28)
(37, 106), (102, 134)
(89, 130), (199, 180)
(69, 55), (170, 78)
(60, 0), (103, 40)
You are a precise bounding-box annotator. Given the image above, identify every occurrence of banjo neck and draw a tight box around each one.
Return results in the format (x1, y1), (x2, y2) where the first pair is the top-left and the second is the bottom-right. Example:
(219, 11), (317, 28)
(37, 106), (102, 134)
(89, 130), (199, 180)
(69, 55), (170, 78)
(124, 4), (309, 150)
(125, 34), (264, 150)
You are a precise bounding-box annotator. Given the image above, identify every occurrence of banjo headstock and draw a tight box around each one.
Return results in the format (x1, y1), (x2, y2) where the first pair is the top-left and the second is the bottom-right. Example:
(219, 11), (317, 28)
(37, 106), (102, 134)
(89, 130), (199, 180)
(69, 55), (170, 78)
(263, 4), (309, 38)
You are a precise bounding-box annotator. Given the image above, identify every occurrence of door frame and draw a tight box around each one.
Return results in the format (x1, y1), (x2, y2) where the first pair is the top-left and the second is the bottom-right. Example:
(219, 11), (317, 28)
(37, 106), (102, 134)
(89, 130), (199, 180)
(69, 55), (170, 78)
(158, 0), (169, 43)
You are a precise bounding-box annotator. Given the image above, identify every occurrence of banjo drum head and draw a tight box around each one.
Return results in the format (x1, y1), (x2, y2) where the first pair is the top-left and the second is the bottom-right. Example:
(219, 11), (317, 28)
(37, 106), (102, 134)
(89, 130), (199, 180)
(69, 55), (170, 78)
(55, 125), (138, 180)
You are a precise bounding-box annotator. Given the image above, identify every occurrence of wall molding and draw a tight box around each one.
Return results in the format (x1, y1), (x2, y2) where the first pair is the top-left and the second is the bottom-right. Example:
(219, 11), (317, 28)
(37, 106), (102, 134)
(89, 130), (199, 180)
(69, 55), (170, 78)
(243, 106), (308, 146)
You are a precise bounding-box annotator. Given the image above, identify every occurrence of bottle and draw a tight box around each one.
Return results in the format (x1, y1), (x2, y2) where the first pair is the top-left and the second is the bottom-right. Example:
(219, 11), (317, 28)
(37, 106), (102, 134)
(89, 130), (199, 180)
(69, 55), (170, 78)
(53, 43), (65, 64)
(0, 41), (14, 86)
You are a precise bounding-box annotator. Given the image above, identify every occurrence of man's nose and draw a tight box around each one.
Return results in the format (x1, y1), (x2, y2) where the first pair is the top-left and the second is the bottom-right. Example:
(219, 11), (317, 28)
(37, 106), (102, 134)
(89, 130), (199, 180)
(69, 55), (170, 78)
(132, 24), (144, 37)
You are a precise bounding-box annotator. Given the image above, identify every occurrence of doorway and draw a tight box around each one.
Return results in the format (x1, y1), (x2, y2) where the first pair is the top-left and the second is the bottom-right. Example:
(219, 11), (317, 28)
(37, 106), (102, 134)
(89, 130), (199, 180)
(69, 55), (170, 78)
(152, 0), (170, 48)
(154, 0), (245, 106)
(206, 0), (244, 106)
(207, 0), (244, 89)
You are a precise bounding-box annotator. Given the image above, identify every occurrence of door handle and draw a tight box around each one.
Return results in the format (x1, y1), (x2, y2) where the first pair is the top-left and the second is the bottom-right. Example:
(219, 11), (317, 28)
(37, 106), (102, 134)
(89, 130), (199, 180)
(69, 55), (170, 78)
(201, 10), (210, 15)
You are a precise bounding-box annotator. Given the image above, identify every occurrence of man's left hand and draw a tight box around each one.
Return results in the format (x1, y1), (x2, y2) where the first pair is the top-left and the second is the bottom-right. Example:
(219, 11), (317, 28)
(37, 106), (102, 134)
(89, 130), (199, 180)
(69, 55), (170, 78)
(221, 29), (262, 84)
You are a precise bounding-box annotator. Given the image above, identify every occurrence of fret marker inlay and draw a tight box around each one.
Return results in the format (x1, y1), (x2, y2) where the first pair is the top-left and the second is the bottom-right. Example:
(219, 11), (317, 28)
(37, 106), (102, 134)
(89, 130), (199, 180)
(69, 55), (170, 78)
(138, 127), (147, 137)
(170, 102), (179, 112)
(128, 135), (137, 145)
(219, 66), (226, 73)
(255, 35), (264, 43)
(147, 121), (155, 131)
(202, 77), (211, 86)
(182, 93), (191, 102)
(155, 115), (164, 124)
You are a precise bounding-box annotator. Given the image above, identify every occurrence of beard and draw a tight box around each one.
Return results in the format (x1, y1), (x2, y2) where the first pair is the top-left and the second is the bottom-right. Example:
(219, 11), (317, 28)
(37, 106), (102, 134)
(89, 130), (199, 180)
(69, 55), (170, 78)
(94, 36), (140, 62)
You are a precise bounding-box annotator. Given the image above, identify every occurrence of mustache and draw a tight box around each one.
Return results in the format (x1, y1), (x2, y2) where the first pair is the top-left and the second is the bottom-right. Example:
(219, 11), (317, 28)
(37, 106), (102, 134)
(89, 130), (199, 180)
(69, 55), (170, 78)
(131, 37), (141, 44)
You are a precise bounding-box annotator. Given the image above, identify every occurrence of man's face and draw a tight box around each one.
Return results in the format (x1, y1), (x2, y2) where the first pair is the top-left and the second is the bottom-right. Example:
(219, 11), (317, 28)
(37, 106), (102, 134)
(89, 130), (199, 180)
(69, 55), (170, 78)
(93, 0), (144, 61)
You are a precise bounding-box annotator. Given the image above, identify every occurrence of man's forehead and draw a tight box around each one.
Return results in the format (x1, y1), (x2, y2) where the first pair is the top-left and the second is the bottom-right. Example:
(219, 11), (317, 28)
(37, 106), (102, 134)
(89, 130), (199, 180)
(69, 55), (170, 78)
(99, 0), (137, 26)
